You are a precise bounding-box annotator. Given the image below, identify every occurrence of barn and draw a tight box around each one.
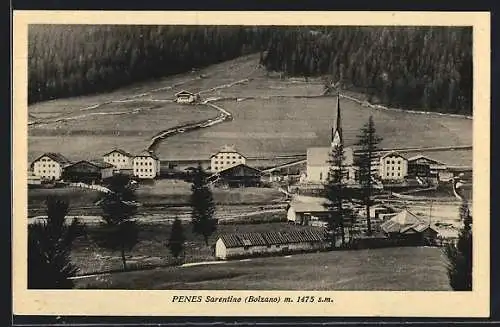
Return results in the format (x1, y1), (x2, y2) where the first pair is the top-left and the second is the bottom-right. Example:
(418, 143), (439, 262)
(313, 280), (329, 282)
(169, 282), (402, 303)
(215, 228), (329, 260)
(61, 160), (114, 184)
(214, 163), (261, 187)
(286, 196), (332, 226)
(379, 208), (438, 245)
(175, 90), (199, 104)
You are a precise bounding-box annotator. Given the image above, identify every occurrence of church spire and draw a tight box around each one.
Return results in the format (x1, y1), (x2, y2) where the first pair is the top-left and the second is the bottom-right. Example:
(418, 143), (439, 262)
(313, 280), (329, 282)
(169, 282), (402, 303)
(331, 91), (342, 148)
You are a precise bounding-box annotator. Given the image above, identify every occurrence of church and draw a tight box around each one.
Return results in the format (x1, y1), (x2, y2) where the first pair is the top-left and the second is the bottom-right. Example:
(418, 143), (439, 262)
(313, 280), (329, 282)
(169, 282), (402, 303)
(305, 93), (357, 184)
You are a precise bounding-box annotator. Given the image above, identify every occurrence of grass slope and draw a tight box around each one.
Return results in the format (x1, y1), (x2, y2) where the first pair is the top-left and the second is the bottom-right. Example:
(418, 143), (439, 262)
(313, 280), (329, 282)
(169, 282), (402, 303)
(77, 246), (451, 291)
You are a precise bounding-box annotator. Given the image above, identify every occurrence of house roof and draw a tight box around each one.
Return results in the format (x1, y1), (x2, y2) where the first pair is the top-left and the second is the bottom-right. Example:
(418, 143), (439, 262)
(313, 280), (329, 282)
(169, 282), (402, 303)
(134, 150), (159, 160)
(306, 147), (354, 167)
(103, 148), (133, 158)
(210, 145), (246, 158)
(380, 151), (407, 160)
(175, 90), (196, 96)
(379, 209), (425, 234)
(407, 154), (446, 165)
(66, 160), (115, 170)
(31, 152), (72, 166)
(218, 228), (328, 248)
(217, 163), (261, 175)
(289, 196), (332, 213)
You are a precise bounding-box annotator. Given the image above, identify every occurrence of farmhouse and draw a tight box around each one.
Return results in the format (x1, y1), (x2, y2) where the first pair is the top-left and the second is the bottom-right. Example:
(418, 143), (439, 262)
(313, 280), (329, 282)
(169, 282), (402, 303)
(31, 152), (72, 181)
(378, 151), (408, 181)
(61, 160), (114, 184)
(133, 151), (161, 179)
(175, 90), (199, 104)
(213, 163), (261, 187)
(379, 208), (438, 245)
(210, 145), (246, 172)
(286, 196), (332, 226)
(407, 154), (447, 182)
(102, 148), (134, 172)
(215, 229), (329, 260)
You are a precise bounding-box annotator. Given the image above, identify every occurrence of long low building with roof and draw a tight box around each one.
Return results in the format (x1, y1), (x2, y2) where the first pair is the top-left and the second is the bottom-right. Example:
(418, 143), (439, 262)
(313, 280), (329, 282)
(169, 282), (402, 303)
(215, 228), (329, 260)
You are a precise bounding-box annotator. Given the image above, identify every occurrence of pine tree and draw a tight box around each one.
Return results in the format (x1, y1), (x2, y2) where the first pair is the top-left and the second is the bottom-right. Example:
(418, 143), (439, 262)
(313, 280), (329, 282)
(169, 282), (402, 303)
(94, 174), (140, 271)
(190, 164), (217, 246)
(444, 199), (472, 290)
(355, 116), (382, 235)
(28, 197), (85, 289)
(168, 217), (186, 262)
(323, 143), (348, 248)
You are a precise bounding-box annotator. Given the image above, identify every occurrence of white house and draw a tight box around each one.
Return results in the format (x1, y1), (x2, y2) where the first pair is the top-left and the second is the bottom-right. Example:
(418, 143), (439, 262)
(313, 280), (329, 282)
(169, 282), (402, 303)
(305, 147), (356, 184)
(215, 229), (329, 260)
(133, 151), (160, 179)
(210, 145), (246, 173)
(175, 90), (199, 104)
(31, 152), (72, 181)
(378, 151), (408, 181)
(103, 148), (134, 171)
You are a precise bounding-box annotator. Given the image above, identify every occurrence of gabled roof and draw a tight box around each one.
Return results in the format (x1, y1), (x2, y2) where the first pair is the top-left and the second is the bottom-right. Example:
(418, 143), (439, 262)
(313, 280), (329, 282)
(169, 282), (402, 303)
(103, 148), (133, 158)
(380, 209), (424, 234)
(289, 196), (332, 213)
(218, 229), (328, 248)
(380, 151), (407, 160)
(307, 147), (354, 166)
(134, 150), (159, 160)
(65, 160), (114, 170)
(407, 154), (446, 165)
(175, 90), (196, 96)
(217, 163), (261, 175)
(210, 145), (246, 158)
(31, 152), (72, 166)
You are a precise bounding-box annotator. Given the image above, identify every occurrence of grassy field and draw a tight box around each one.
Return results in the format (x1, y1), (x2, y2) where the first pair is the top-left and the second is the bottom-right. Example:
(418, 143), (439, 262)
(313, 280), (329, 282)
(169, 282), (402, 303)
(76, 246), (451, 291)
(28, 180), (284, 210)
(28, 53), (472, 165)
(155, 96), (472, 160)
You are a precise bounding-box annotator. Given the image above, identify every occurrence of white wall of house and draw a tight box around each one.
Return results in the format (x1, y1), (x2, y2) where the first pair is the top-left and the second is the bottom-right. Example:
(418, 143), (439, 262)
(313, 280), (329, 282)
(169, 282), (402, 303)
(133, 156), (160, 179)
(306, 165), (357, 184)
(103, 152), (133, 170)
(211, 151), (246, 172)
(32, 156), (64, 180)
(379, 154), (408, 180)
(101, 167), (114, 179)
(215, 238), (228, 259)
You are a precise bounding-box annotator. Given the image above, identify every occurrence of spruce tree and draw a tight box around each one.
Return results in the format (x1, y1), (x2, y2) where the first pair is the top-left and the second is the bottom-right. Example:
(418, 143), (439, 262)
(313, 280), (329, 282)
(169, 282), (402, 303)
(355, 116), (382, 235)
(168, 217), (186, 262)
(94, 174), (140, 271)
(28, 197), (85, 289)
(190, 164), (217, 246)
(444, 199), (472, 290)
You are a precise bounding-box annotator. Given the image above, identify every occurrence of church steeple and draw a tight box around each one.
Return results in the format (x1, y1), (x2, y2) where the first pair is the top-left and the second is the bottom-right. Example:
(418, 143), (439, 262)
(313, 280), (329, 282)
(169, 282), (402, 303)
(331, 92), (342, 148)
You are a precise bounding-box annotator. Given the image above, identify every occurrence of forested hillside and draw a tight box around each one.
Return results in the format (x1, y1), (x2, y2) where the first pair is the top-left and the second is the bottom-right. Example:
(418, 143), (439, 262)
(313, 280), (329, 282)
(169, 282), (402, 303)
(28, 25), (272, 103)
(261, 27), (472, 115)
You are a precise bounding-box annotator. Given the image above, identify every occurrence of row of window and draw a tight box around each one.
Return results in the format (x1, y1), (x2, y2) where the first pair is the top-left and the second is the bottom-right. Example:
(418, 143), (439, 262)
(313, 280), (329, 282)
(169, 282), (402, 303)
(134, 161), (154, 166)
(386, 172), (402, 177)
(108, 159), (127, 163)
(214, 161), (237, 165)
(37, 163), (57, 168)
(135, 168), (154, 173)
(39, 170), (57, 175)
(214, 155), (242, 160)
(386, 159), (403, 165)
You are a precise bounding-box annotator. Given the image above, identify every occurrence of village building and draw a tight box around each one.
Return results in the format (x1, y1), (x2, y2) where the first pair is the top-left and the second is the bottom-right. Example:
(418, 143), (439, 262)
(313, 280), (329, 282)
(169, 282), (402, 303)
(215, 229), (329, 260)
(210, 145), (246, 172)
(407, 154), (448, 183)
(378, 151), (408, 181)
(31, 152), (72, 181)
(132, 151), (161, 179)
(175, 90), (199, 104)
(61, 160), (114, 184)
(211, 163), (261, 188)
(305, 93), (356, 184)
(379, 208), (438, 245)
(102, 148), (134, 173)
(286, 196), (332, 226)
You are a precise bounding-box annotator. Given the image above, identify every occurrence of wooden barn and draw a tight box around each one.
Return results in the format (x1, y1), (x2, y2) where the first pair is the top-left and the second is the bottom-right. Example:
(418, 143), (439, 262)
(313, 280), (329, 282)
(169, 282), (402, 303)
(286, 196), (332, 226)
(62, 160), (114, 184)
(215, 229), (329, 260)
(214, 163), (262, 187)
(379, 209), (438, 245)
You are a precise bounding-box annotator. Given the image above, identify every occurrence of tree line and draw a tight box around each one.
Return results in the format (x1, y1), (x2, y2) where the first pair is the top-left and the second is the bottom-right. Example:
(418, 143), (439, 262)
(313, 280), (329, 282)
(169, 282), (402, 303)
(28, 25), (273, 103)
(260, 26), (473, 115)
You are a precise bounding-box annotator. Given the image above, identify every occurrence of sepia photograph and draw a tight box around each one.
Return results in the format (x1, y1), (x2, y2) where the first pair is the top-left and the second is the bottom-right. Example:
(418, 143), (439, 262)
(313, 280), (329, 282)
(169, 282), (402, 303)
(12, 11), (490, 317)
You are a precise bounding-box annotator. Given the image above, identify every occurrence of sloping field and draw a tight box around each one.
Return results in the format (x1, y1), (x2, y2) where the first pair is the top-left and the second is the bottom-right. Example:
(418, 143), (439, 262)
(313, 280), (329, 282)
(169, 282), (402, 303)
(77, 246), (451, 291)
(155, 97), (472, 162)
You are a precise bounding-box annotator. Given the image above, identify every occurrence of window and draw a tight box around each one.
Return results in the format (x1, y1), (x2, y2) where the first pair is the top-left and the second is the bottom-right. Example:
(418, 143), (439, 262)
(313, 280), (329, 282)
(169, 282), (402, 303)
(232, 161), (236, 164)
(392, 160), (395, 164)
(238, 156), (242, 159)
(150, 169), (152, 172)
(398, 167), (401, 170)
(214, 161), (218, 164)
(386, 160), (390, 164)
(387, 173), (390, 176)
(319, 172), (323, 180)
(392, 173), (394, 176)
(398, 173), (400, 177)
(227, 161), (230, 164)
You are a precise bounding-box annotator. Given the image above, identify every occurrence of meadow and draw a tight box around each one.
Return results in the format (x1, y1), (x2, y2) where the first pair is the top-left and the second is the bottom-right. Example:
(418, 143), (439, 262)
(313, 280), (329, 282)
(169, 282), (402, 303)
(28, 53), (472, 166)
(76, 245), (451, 291)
